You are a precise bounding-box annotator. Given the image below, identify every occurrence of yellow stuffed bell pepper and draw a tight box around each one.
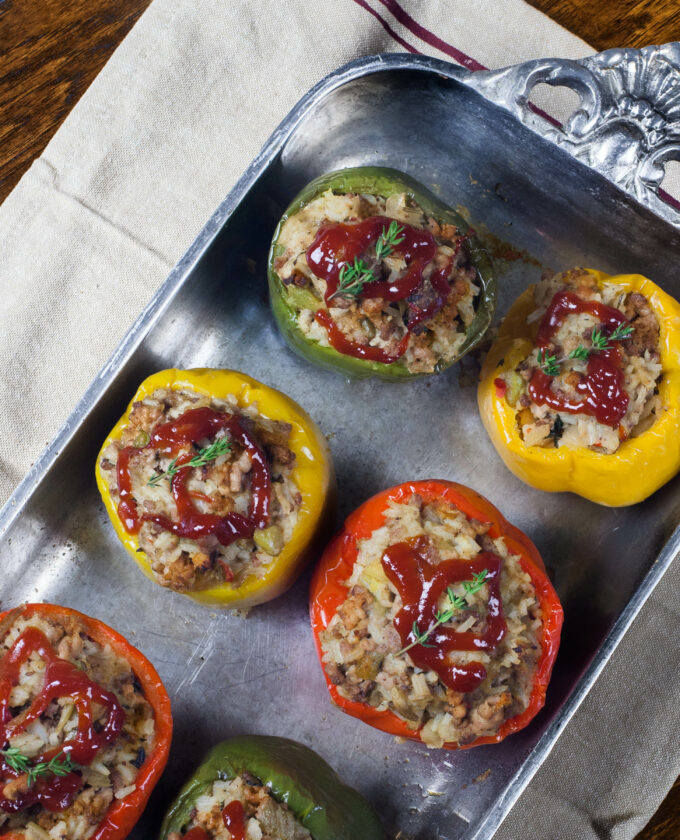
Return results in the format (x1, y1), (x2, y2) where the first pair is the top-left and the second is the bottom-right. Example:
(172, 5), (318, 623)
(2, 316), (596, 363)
(96, 368), (334, 607)
(478, 269), (680, 506)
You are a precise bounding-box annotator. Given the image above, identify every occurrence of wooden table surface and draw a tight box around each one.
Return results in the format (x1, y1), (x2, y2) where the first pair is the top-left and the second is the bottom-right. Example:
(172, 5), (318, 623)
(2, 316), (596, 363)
(1, 0), (679, 836)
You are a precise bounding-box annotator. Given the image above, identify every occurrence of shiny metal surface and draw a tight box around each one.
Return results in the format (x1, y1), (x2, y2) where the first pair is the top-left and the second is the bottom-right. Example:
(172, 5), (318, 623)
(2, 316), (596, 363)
(1, 52), (680, 840)
(467, 42), (680, 226)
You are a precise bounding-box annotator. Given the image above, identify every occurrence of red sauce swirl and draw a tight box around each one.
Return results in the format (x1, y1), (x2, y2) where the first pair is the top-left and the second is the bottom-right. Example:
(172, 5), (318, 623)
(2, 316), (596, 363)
(381, 536), (506, 693)
(0, 627), (125, 813)
(307, 216), (437, 304)
(223, 800), (246, 839)
(535, 289), (626, 347)
(529, 289), (630, 427)
(305, 215), (464, 363)
(184, 828), (211, 840)
(116, 406), (271, 545)
(314, 310), (410, 364)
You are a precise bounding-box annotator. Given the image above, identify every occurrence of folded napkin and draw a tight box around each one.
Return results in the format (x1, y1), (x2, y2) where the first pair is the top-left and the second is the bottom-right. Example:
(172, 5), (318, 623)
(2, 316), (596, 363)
(1, 1), (678, 837)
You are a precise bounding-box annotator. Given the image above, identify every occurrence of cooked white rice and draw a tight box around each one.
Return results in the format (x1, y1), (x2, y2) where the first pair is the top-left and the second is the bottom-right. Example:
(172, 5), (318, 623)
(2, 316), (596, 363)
(273, 190), (480, 374)
(0, 612), (155, 840)
(167, 773), (311, 840)
(100, 388), (302, 592)
(320, 495), (543, 748)
(498, 268), (663, 454)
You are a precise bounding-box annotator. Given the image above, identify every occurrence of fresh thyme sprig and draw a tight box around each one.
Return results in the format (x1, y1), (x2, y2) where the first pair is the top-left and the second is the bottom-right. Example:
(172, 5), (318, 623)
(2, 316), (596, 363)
(539, 323), (634, 376)
(537, 349), (560, 376)
(328, 257), (376, 301)
(328, 222), (406, 301)
(374, 220), (405, 261)
(2, 748), (75, 787)
(27, 752), (76, 787)
(397, 569), (489, 657)
(147, 437), (231, 487)
(589, 323), (634, 351)
(610, 323), (634, 342)
(2, 747), (30, 774)
(567, 345), (590, 361)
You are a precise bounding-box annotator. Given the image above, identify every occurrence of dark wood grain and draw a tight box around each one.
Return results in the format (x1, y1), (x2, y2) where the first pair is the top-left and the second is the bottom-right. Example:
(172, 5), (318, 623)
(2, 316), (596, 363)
(0, 0), (679, 837)
(0, 0), (152, 201)
(528, 0), (680, 51)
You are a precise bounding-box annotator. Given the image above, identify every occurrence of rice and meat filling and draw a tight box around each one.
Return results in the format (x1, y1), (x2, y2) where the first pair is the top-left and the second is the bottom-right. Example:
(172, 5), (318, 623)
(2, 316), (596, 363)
(498, 268), (662, 454)
(168, 774), (311, 840)
(99, 388), (302, 592)
(273, 190), (480, 373)
(0, 613), (154, 840)
(320, 495), (542, 748)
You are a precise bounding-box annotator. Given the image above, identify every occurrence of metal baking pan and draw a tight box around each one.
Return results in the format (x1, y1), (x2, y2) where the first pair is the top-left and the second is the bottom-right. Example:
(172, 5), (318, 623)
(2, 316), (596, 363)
(3, 45), (680, 840)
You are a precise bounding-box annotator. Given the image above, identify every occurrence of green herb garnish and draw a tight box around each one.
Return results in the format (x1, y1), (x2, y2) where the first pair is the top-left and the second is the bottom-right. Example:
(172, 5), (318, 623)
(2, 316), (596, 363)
(537, 349), (560, 377)
(609, 323), (634, 342)
(328, 257), (376, 301)
(2, 748), (75, 787)
(590, 328), (610, 352)
(397, 569), (489, 656)
(568, 345), (590, 361)
(328, 222), (406, 301)
(147, 437), (231, 487)
(2, 747), (30, 774)
(374, 220), (405, 261)
(568, 323), (634, 362)
(540, 321), (634, 376)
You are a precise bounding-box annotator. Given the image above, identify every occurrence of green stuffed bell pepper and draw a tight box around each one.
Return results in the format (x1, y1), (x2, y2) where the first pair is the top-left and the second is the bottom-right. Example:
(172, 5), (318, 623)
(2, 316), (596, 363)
(159, 735), (384, 840)
(268, 166), (495, 380)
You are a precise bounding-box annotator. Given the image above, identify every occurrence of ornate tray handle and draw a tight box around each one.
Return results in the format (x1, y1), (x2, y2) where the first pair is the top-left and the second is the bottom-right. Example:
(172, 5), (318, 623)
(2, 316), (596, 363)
(466, 43), (680, 227)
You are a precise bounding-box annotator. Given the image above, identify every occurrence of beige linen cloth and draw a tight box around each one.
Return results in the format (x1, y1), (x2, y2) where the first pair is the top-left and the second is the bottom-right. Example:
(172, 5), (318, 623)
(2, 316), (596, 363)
(1, 1), (679, 837)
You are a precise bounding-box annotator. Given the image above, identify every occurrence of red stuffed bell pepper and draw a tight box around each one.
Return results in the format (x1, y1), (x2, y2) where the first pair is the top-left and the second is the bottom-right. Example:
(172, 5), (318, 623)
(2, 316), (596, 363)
(0, 603), (172, 839)
(310, 481), (563, 749)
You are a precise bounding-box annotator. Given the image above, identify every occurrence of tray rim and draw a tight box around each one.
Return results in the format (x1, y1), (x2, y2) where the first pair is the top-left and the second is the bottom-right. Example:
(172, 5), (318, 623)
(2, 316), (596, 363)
(2, 52), (680, 839)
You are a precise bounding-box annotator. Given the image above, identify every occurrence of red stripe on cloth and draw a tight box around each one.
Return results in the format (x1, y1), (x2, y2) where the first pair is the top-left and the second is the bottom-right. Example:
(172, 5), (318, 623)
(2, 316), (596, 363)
(363, 0), (564, 128)
(375, 0), (487, 71)
(659, 187), (680, 212)
(353, 0), (679, 215)
(351, 0), (420, 53)
(528, 103), (562, 128)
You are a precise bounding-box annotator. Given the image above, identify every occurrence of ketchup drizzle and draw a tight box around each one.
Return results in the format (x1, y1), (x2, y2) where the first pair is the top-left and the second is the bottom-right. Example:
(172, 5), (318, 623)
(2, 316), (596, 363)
(222, 800), (246, 840)
(305, 215), (461, 363)
(116, 406), (271, 545)
(0, 627), (125, 813)
(382, 537), (505, 693)
(307, 216), (437, 304)
(183, 828), (210, 840)
(529, 290), (630, 427)
(314, 310), (410, 364)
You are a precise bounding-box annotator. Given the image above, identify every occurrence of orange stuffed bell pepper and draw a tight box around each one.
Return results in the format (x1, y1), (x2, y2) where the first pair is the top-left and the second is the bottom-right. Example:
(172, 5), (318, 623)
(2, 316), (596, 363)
(96, 368), (334, 608)
(478, 268), (680, 506)
(0, 603), (172, 839)
(310, 480), (563, 750)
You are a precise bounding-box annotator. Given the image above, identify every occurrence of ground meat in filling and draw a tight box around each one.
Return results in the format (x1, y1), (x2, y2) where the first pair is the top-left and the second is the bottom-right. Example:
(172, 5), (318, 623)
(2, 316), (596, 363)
(167, 773), (311, 840)
(273, 190), (480, 374)
(497, 268), (663, 454)
(320, 495), (542, 749)
(0, 613), (155, 840)
(99, 388), (302, 592)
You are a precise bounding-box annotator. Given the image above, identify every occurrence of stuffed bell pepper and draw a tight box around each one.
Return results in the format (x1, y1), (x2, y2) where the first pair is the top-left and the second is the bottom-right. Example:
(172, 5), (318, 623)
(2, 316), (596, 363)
(310, 481), (563, 750)
(159, 735), (384, 840)
(96, 368), (334, 608)
(478, 267), (680, 506)
(268, 166), (495, 379)
(0, 603), (172, 839)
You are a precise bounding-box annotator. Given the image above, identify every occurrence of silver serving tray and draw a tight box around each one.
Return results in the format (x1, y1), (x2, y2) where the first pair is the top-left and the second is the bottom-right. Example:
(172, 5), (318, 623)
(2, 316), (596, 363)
(3, 46), (680, 840)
